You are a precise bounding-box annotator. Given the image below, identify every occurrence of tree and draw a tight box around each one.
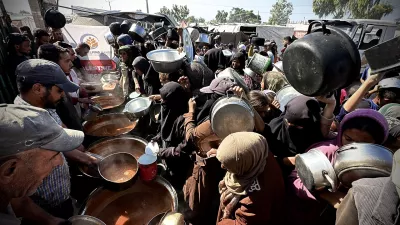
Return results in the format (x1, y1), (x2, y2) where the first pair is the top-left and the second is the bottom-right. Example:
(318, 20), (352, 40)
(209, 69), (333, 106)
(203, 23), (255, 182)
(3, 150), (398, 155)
(268, 0), (293, 25)
(186, 16), (206, 24)
(215, 10), (228, 23)
(313, 0), (393, 19)
(227, 8), (261, 24)
(158, 5), (190, 22)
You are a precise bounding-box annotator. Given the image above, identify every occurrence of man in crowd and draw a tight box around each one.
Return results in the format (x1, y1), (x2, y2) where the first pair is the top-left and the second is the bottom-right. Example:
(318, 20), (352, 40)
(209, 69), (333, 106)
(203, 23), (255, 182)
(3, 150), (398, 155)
(49, 28), (64, 43)
(31, 29), (50, 58)
(0, 103), (84, 225)
(7, 33), (31, 92)
(38, 44), (89, 129)
(11, 59), (96, 223)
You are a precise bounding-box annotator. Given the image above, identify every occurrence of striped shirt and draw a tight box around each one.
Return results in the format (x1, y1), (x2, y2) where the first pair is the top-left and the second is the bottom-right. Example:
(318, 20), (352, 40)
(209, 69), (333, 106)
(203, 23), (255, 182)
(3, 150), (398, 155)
(14, 96), (71, 206)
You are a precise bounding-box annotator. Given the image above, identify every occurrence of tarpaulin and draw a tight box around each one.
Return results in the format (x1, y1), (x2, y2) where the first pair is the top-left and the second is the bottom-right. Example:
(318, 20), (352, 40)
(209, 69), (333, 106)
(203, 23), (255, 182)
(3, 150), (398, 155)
(256, 26), (294, 53)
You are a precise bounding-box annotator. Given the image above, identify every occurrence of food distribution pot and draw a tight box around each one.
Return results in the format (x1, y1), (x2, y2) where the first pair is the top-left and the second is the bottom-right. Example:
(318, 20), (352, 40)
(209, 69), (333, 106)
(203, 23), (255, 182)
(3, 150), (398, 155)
(82, 114), (137, 137)
(283, 21), (361, 96)
(333, 143), (393, 187)
(80, 176), (178, 225)
(296, 149), (338, 192)
(210, 95), (254, 139)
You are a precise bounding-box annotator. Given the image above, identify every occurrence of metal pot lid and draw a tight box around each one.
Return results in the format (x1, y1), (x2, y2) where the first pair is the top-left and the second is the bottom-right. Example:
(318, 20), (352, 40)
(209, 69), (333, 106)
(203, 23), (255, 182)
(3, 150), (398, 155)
(182, 28), (194, 62)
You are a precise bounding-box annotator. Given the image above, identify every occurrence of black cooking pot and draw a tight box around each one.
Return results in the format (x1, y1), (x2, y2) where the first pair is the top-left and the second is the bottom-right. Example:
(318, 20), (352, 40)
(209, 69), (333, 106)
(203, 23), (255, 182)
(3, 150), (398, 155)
(120, 20), (132, 34)
(109, 22), (122, 36)
(283, 21), (361, 96)
(251, 37), (265, 46)
(44, 9), (66, 29)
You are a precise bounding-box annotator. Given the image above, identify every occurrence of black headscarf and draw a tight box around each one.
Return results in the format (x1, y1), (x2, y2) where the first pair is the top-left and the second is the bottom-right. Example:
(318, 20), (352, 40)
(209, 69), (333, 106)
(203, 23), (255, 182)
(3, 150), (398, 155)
(230, 52), (246, 75)
(269, 95), (323, 157)
(132, 56), (161, 95)
(160, 82), (189, 142)
(204, 48), (226, 73)
(196, 93), (221, 124)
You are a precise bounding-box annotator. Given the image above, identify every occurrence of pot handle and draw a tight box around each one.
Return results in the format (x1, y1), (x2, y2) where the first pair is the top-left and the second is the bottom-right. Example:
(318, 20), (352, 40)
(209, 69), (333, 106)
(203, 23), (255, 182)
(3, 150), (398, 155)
(322, 170), (336, 192)
(307, 21), (329, 35)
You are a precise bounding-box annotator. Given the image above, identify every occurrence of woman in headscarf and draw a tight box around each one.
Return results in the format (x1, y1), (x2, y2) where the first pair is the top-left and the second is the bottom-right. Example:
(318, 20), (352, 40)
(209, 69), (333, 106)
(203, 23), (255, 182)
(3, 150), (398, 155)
(261, 71), (289, 93)
(204, 47), (226, 73)
(286, 109), (389, 225)
(216, 132), (285, 225)
(132, 56), (161, 95)
(155, 82), (193, 189)
(229, 52), (258, 90)
(248, 90), (281, 123)
(117, 34), (133, 46)
(118, 45), (143, 95)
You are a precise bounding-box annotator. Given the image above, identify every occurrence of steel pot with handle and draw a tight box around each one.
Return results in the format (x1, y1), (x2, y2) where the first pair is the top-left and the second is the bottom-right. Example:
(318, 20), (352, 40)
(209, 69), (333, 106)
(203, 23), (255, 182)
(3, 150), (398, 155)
(129, 22), (147, 43)
(120, 20), (132, 34)
(296, 149), (338, 192)
(103, 31), (115, 46)
(333, 143), (393, 188)
(210, 95), (254, 139)
(283, 21), (361, 96)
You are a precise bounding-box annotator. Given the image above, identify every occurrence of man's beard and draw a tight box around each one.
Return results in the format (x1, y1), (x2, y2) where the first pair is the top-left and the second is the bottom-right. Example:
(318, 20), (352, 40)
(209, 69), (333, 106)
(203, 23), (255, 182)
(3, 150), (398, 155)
(42, 89), (63, 109)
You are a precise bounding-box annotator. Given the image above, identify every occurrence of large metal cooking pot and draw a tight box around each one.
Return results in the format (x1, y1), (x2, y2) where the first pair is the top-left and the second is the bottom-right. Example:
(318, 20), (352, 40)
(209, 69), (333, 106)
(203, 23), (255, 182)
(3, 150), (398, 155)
(104, 31), (115, 45)
(296, 149), (337, 192)
(98, 152), (139, 191)
(283, 21), (361, 96)
(80, 176), (178, 225)
(247, 53), (272, 75)
(146, 49), (185, 73)
(90, 94), (124, 110)
(211, 95), (255, 139)
(129, 22), (147, 43)
(79, 136), (147, 178)
(83, 114), (138, 137)
(333, 143), (393, 187)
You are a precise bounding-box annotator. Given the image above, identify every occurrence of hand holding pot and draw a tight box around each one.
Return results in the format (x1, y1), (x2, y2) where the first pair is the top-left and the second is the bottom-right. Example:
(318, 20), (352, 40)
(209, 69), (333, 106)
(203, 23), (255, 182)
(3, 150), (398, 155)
(149, 94), (161, 101)
(365, 72), (385, 87)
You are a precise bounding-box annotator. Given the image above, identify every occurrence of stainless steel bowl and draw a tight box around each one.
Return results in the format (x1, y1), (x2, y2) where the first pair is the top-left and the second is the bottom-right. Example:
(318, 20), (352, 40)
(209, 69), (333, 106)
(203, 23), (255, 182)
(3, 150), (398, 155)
(146, 49), (186, 73)
(123, 97), (152, 118)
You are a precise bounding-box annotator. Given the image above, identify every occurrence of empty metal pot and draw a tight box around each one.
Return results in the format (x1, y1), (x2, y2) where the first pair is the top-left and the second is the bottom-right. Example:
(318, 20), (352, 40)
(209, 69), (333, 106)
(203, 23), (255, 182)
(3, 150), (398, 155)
(146, 49), (186, 73)
(123, 97), (152, 118)
(333, 143), (393, 188)
(296, 149), (337, 192)
(129, 22), (147, 43)
(68, 215), (106, 225)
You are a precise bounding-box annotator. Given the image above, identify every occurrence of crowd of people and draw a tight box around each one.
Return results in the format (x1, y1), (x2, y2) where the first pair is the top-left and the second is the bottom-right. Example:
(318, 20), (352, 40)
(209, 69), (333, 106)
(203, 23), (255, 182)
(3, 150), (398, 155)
(1, 20), (400, 225)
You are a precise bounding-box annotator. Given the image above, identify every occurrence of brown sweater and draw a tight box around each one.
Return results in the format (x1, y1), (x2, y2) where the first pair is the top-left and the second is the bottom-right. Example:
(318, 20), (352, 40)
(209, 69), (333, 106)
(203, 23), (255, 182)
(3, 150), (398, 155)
(218, 153), (285, 225)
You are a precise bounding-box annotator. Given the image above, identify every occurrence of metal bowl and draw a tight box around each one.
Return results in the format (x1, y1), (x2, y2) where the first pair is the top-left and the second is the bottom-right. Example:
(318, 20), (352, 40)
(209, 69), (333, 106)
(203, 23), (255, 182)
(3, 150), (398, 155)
(69, 215), (106, 225)
(146, 49), (185, 73)
(123, 97), (152, 118)
(90, 94), (125, 110)
(100, 74), (120, 84)
(333, 143), (393, 187)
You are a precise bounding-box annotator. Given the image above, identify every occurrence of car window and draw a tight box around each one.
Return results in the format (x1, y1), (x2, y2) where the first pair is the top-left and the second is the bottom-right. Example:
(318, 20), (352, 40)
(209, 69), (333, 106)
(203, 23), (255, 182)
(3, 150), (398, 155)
(359, 27), (384, 50)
